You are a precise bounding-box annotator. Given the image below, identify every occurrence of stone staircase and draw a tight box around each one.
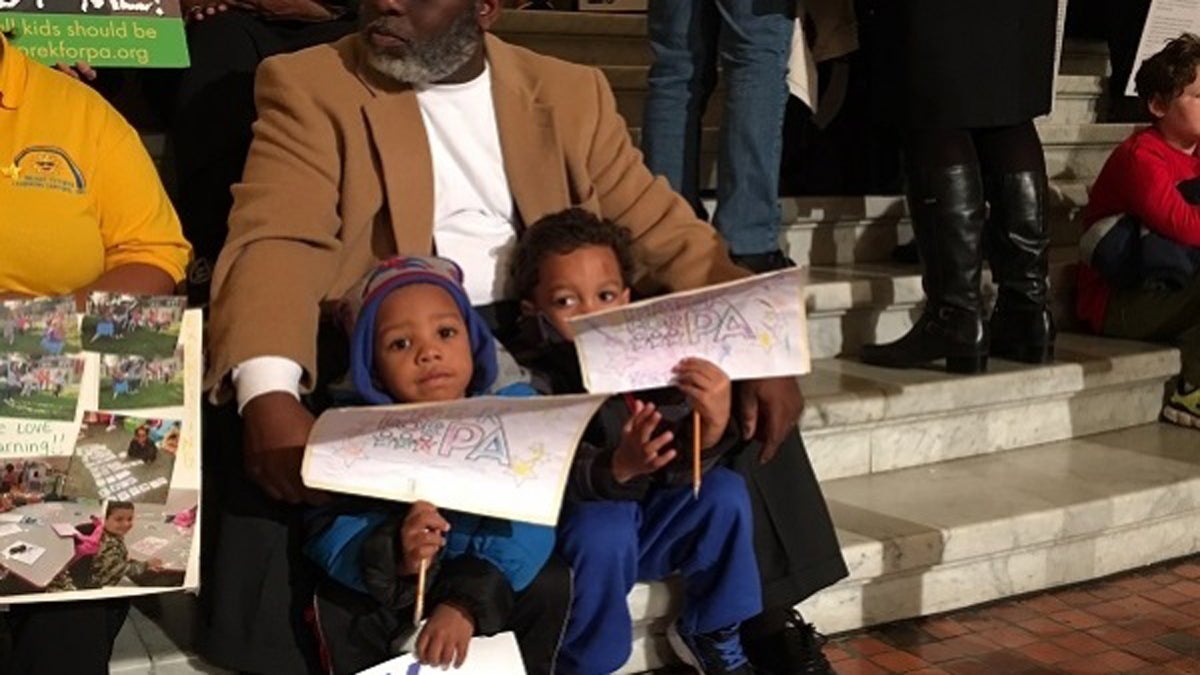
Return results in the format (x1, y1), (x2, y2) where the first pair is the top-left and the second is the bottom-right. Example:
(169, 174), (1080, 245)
(108, 10), (1200, 675)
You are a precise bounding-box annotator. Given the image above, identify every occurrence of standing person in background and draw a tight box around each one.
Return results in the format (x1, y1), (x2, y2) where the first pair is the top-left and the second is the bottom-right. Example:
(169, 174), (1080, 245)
(640, 0), (796, 274)
(861, 1), (1057, 374)
(0, 29), (191, 674)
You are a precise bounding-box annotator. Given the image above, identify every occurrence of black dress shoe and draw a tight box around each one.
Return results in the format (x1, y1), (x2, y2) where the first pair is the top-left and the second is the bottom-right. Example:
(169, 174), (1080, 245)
(744, 611), (834, 675)
(731, 251), (797, 274)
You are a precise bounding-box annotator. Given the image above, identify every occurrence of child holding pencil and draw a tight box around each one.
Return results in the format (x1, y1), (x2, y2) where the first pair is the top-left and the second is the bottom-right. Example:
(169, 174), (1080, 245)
(510, 208), (762, 675)
(302, 256), (570, 674)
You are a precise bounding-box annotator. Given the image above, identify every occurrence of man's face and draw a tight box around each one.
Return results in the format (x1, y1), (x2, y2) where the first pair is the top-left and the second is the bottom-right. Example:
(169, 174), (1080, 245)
(105, 508), (135, 537)
(373, 284), (475, 403)
(359, 0), (484, 84)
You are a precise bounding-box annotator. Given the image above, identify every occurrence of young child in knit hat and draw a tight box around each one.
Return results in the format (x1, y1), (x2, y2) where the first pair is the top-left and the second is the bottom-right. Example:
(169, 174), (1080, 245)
(303, 256), (570, 674)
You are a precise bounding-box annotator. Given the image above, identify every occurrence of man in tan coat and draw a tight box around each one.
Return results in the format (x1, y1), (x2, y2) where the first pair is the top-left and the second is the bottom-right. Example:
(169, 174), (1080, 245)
(202, 0), (845, 671)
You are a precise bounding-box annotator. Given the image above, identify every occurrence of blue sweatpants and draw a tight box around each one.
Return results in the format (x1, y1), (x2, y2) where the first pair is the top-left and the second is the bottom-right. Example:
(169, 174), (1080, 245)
(557, 467), (763, 674)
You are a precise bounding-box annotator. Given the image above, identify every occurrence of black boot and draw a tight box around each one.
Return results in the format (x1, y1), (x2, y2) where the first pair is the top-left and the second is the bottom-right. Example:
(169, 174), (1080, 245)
(985, 170), (1056, 364)
(861, 164), (988, 374)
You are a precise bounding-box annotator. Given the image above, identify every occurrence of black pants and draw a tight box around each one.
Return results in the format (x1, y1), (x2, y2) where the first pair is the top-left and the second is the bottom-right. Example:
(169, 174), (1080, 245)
(170, 11), (357, 305)
(4, 599), (130, 675)
(313, 556), (572, 675)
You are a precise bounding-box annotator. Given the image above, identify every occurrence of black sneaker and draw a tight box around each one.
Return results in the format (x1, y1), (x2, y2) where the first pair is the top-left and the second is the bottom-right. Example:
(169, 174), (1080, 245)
(668, 621), (758, 674)
(730, 251), (796, 274)
(744, 611), (834, 675)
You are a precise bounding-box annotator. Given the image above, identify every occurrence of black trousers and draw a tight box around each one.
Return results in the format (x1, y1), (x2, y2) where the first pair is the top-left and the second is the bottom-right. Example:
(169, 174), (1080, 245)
(170, 11), (357, 305)
(313, 556), (572, 675)
(4, 599), (130, 675)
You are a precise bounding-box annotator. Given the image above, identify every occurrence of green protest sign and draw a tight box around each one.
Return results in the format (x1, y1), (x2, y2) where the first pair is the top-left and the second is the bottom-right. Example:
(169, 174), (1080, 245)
(0, 0), (188, 68)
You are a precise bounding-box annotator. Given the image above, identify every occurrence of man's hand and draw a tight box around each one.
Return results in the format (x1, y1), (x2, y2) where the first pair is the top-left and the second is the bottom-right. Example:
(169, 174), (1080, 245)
(416, 603), (475, 668)
(400, 500), (449, 577)
(241, 392), (328, 505)
(611, 401), (676, 484)
(673, 358), (731, 448)
(738, 377), (805, 464)
(54, 61), (97, 82)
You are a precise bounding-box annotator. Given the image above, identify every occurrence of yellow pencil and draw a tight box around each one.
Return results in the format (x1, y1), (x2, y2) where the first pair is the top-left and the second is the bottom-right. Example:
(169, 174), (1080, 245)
(692, 409), (701, 499)
(414, 557), (428, 626)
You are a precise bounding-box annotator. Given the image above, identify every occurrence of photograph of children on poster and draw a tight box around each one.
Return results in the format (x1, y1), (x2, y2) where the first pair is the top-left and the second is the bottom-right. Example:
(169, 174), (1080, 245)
(0, 301), (200, 603)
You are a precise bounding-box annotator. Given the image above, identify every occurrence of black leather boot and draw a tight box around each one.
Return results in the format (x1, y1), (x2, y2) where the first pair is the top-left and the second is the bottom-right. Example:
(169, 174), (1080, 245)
(985, 170), (1056, 364)
(861, 164), (988, 374)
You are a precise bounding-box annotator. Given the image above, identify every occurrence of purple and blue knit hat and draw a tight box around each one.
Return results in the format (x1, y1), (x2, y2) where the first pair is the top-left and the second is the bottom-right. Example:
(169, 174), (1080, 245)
(346, 256), (499, 404)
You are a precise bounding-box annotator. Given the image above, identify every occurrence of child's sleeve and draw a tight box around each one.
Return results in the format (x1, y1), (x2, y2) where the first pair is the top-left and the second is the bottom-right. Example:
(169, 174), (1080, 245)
(92, 538), (145, 583)
(303, 501), (425, 610)
(1123, 145), (1200, 247)
(657, 406), (743, 488)
(565, 398), (653, 503)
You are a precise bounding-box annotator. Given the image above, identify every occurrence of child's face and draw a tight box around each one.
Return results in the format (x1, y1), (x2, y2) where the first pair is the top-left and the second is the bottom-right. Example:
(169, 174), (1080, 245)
(104, 508), (135, 536)
(1152, 65), (1200, 146)
(135, 429), (147, 442)
(373, 284), (474, 403)
(523, 245), (631, 340)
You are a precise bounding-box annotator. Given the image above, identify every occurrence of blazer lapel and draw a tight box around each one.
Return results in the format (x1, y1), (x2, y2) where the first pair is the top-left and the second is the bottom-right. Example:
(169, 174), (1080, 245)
(355, 45), (436, 256)
(486, 35), (569, 229)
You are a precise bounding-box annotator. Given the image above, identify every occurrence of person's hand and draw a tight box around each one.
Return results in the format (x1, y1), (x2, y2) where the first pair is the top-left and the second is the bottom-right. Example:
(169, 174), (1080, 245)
(416, 603), (475, 669)
(147, 558), (164, 572)
(54, 61), (97, 82)
(400, 500), (449, 577)
(182, 0), (230, 21)
(673, 358), (731, 449)
(241, 392), (329, 505)
(737, 376), (805, 464)
(610, 401), (675, 483)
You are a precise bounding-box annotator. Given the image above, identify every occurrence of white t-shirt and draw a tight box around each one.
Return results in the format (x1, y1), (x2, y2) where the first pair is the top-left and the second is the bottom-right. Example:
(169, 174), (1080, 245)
(418, 64), (516, 306)
(234, 64), (518, 411)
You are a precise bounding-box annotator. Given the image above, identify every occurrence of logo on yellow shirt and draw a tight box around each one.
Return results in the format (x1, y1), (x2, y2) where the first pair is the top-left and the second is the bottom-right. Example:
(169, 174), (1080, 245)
(5, 146), (86, 194)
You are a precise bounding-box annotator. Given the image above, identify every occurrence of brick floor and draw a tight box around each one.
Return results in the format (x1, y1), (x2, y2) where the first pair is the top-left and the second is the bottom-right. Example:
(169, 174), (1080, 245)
(825, 555), (1200, 674)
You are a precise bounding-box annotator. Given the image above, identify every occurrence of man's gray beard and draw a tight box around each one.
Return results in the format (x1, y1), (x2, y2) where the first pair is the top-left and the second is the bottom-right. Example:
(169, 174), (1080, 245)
(364, 10), (482, 85)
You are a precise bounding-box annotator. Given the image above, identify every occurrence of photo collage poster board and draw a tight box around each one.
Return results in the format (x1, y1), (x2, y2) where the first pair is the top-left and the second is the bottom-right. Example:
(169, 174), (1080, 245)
(0, 295), (199, 603)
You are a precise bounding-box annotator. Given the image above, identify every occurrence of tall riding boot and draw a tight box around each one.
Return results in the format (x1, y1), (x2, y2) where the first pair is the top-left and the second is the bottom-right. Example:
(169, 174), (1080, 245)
(861, 164), (989, 374)
(985, 170), (1056, 364)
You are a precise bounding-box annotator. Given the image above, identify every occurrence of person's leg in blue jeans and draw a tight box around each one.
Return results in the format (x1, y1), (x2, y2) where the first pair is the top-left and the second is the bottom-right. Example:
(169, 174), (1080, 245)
(711, 0), (793, 261)
(642, 0), (719, 216)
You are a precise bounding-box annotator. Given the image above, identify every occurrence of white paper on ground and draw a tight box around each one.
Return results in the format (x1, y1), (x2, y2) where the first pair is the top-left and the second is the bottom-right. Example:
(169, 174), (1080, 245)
(356, 632), (526, 675)
(3, 541), (45, 565)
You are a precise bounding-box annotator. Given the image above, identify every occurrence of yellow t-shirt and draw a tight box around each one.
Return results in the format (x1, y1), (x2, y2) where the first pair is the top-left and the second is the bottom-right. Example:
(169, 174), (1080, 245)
(0, 35), (191, 297)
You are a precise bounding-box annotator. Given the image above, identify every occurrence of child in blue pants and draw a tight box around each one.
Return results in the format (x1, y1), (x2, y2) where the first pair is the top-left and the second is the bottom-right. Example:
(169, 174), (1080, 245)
(511, 208), (763, 675)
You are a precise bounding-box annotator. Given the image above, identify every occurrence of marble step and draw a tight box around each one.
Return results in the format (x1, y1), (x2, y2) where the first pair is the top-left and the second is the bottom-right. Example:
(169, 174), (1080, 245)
(801, 246), (1079, 360)
(619, 423), (1200, 673)
(769, 181), (1088, 267)
(799, 333), (1179, 480)
(110, 594), (227, 674)
(603, 66), (1106, 128)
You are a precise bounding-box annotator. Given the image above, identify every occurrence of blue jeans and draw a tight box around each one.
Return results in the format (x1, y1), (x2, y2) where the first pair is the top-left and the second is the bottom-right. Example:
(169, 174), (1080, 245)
(556, 468), (763, 674)
(642, 0), (794, 256)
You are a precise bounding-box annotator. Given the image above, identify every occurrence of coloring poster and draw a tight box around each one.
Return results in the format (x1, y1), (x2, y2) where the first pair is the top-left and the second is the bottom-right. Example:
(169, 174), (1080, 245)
(302, 395), (606, 526)
(570, 267), (811, 393)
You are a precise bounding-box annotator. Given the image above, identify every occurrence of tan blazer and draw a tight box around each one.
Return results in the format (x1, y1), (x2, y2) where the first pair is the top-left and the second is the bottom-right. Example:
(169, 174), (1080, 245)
(205, 32), (747, 400)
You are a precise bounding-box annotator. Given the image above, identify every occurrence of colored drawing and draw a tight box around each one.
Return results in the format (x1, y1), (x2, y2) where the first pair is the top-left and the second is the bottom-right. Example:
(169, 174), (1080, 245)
(302, 395), (606, 526)
(570, 267), (811, 392)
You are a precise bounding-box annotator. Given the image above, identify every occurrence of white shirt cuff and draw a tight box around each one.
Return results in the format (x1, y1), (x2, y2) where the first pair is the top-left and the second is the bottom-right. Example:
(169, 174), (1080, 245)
(232, 356), (303, 415)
